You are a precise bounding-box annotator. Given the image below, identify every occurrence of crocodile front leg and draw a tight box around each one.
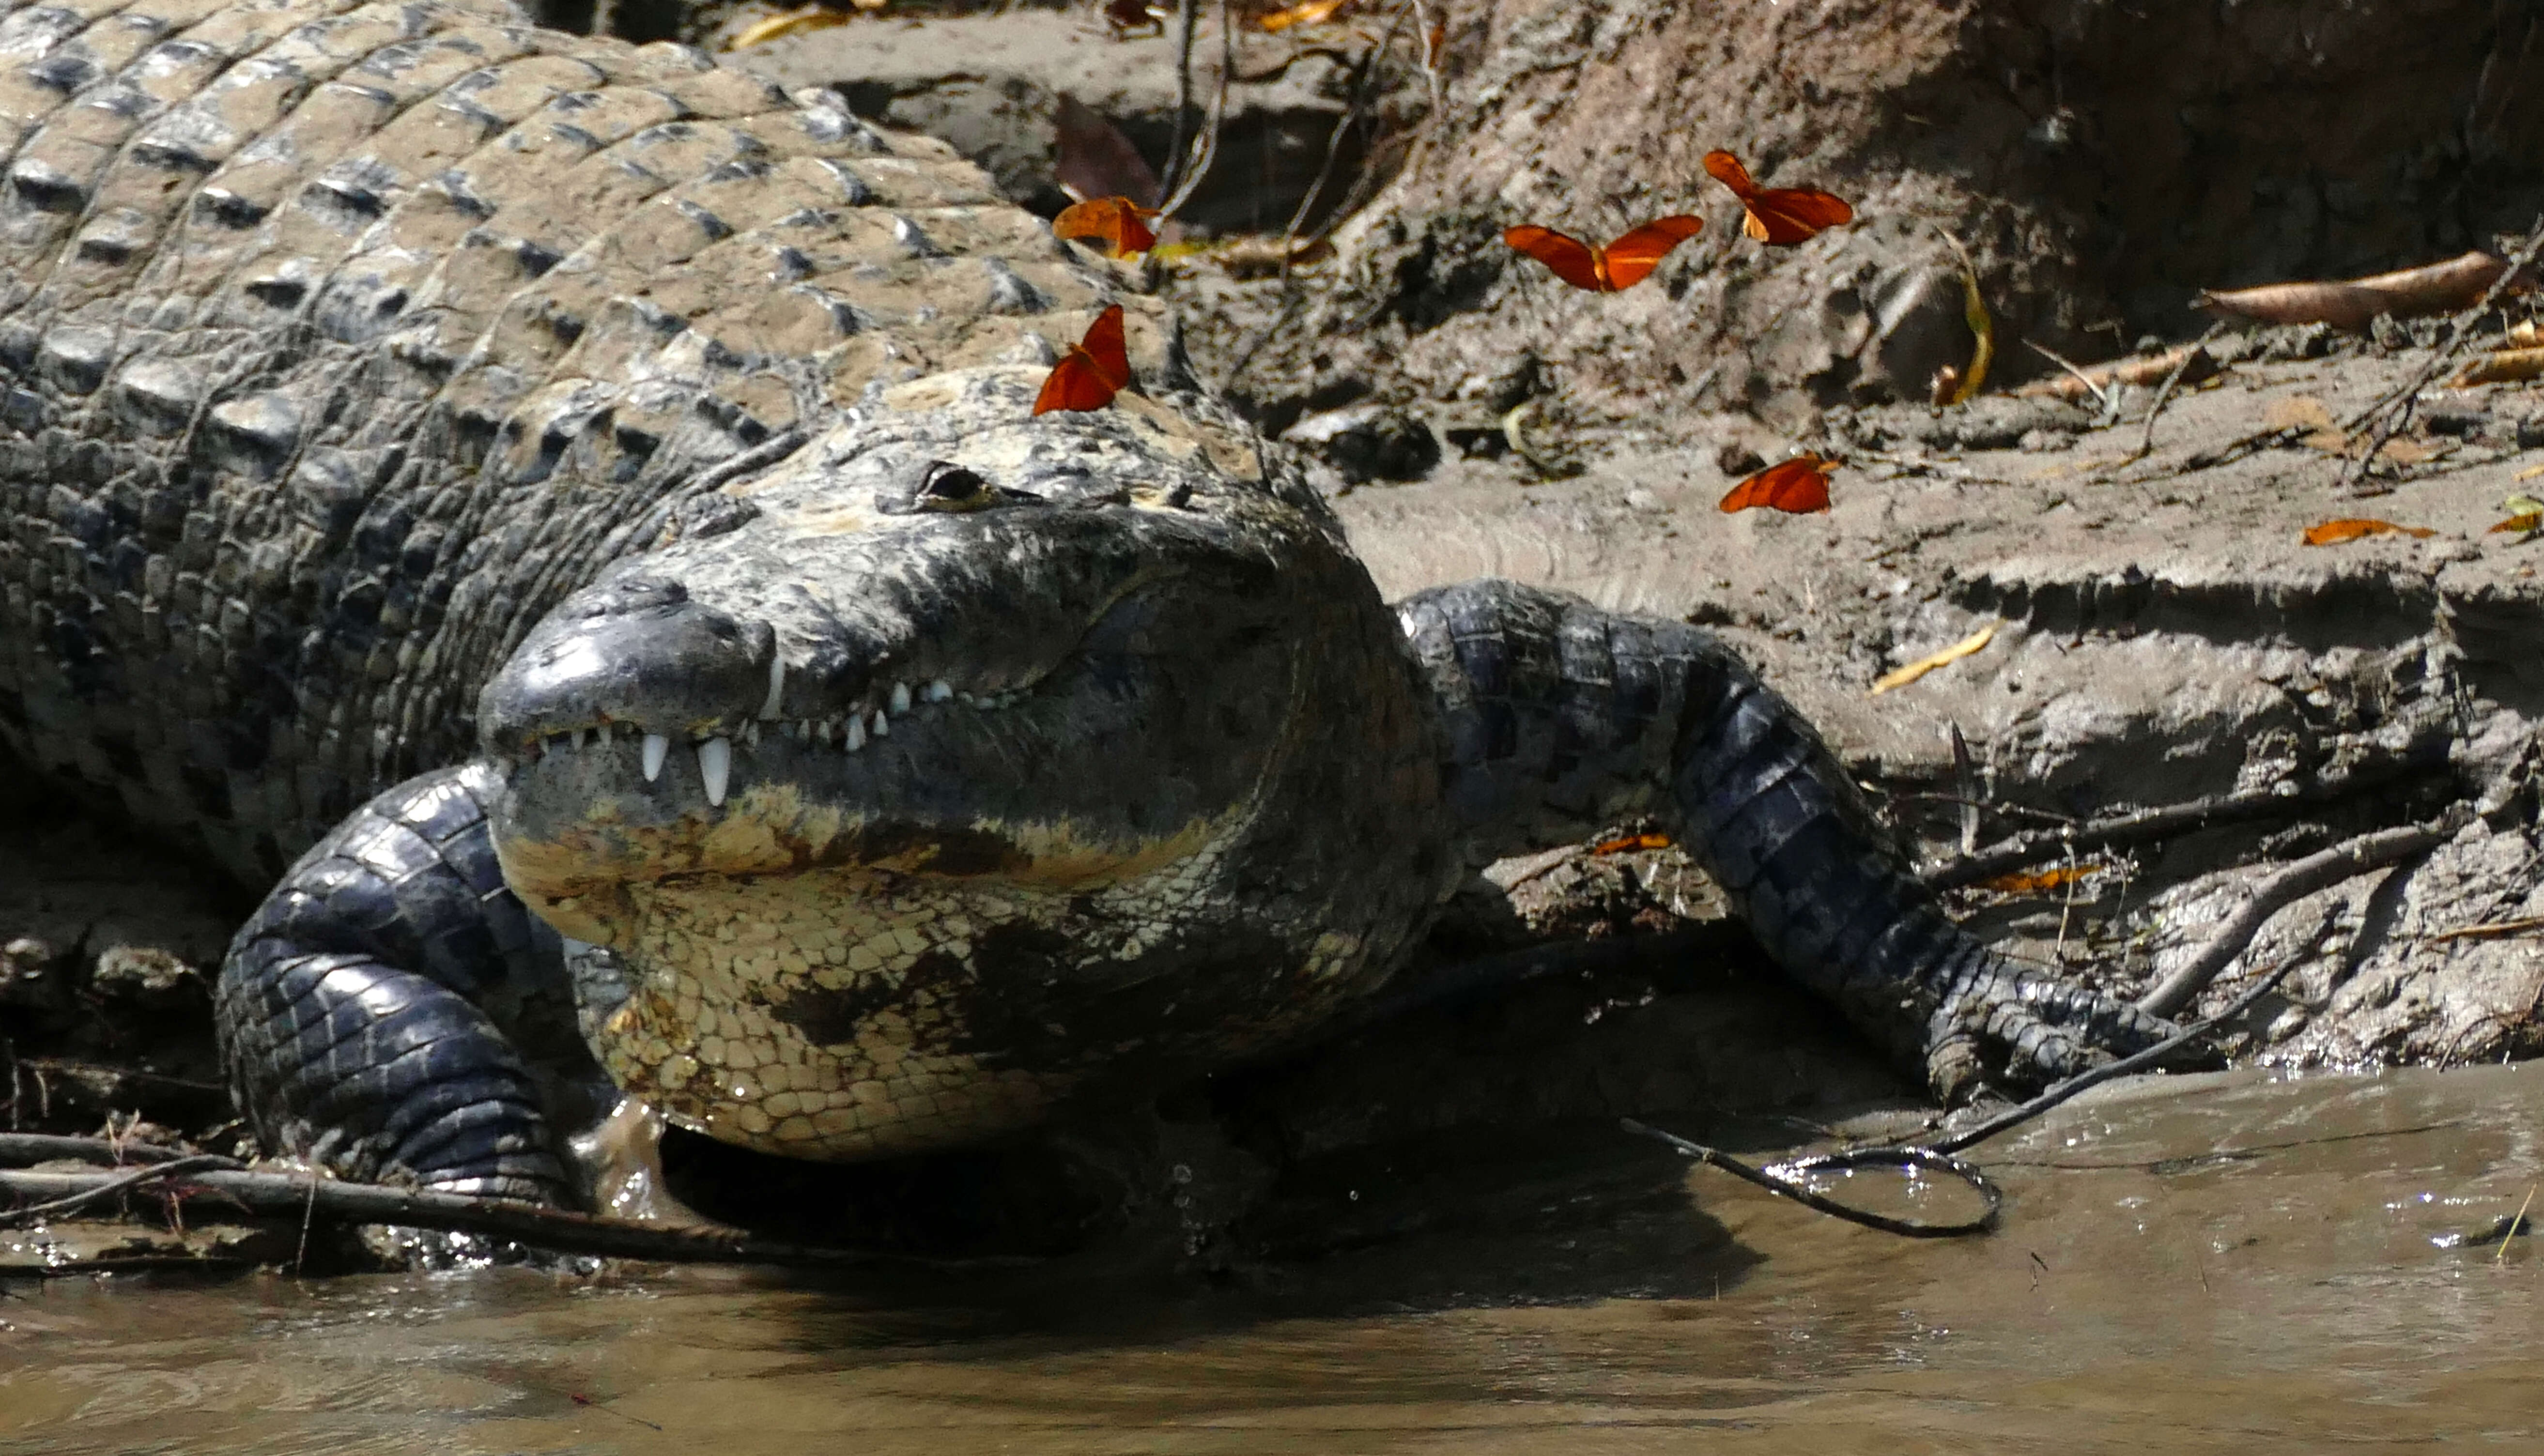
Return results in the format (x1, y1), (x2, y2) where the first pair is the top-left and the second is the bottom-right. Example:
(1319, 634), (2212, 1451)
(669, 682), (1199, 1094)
(1398, 578), (2177, 1100)
(217, 766), (591, 1201)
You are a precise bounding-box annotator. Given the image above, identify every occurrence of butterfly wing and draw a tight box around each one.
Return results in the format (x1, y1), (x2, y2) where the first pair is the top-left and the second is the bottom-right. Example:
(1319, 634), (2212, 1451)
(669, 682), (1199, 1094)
(1078, 303), (1132, 390)
(1718, 455), (1834, 514)
(1053, 197), (1159, 257)
(1598, 215), (1705, 290)
(1503, 224), (1608, 291)
(1744, 186), (1854, 245)
(1701, 150), (1758, 197)
(1033, 305), (1132, 415)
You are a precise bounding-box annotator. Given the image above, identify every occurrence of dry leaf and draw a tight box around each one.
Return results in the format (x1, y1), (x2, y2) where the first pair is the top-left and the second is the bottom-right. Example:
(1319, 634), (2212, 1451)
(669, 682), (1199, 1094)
(2517, 462), (2544, 482)
(2301, 518), (2438, 546)
(1975, 864), (2095, 895)
(726, 4), (854, 47)
(1590, 832), (1673, 856)
(2014, 343), (2220, 401)
(2263, 394), (2343, 446)
(2196, 250), (2529, 331)
(2509, 320), (2541, 348)
(1259, 0), (1348, 31)
(2451, 346), (2544, 387)
(1870, 626), (1996, 696)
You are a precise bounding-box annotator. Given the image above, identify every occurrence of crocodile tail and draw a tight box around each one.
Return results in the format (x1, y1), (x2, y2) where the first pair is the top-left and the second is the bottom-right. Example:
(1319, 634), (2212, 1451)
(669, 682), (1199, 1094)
(1398, 578), (2174, 1096)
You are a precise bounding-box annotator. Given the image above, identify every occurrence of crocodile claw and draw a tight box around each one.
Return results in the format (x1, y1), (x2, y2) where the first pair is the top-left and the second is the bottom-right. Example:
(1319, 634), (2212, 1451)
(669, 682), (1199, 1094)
(1924, 968), (2197, 1105)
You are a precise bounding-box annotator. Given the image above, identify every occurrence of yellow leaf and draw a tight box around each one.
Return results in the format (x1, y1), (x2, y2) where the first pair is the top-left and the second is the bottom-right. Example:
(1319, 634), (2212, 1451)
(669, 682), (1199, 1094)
(2517, 462), (2544, 482)
(1259, 0), (1348, 31)
(2454, 346), (2544, 386)
(726, 4), (853, 48)
(1870, 626), (1996, 696)
(1929, 232), (1991, 405)
(2487, 512), (2544, 535)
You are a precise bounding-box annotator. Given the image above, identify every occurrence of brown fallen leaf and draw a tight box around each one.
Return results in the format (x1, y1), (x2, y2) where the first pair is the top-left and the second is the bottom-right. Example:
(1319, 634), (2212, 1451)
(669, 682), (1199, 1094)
(1975, 864), (2096, 895)
(2196, 250), (2530, 332)
(2302, 518), (2438, 546)
(1206, 235), (1334, 278)
(2264, 394), (2346, 450)
(1869, 626), (1995, 696)
(2510, 320), (2541, 348)
(2451, 346), (2544, 387)
(1590, 832), (1672, 856)
(2014, 343), (2220, 401)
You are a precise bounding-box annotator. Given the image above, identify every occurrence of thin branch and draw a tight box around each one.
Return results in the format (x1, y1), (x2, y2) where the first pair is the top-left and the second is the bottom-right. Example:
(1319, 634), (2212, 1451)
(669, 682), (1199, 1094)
(2022, 338), (2112, 412)
(1920, 747), (2446, 891)
(0, 1164), (1032, 1272)
(1156, 0), (1233, 221)
(1156, 0), (1203, 206)
(0, 1133), (208, 1166)
(2135, 812), (2463, 1019)
(2132, 320), (2228, 460)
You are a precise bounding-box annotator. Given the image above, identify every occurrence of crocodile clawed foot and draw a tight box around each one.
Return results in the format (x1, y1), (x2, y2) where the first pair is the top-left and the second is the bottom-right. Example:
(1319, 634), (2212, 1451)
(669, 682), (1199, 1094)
(1923, 967), (2210, 1106)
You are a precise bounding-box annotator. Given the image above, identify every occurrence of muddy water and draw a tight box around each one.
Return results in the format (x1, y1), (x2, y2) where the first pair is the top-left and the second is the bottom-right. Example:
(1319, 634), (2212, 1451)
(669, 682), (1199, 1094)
(5, 1063), (2541, 1454)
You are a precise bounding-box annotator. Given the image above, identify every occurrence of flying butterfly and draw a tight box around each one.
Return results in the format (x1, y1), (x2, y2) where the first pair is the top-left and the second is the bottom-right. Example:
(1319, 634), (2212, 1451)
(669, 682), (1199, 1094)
(1052, 195), (1160, 258)
(1033, 304), (1133, 416)
(1702, 151), (1855, 245)
(1718, 453), (1835, 514)
(1501, 215), (1705, 292)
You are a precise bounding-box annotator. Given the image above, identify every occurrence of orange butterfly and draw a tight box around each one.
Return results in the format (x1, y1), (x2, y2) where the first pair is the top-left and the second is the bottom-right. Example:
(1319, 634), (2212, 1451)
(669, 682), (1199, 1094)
(1502, 215), (1704, 292)
(1718, 453), (1834, 514)
(1702, 151), (1854, 245)
(1033, 305), (1132, 416)
(1052, 196), (1160, 258)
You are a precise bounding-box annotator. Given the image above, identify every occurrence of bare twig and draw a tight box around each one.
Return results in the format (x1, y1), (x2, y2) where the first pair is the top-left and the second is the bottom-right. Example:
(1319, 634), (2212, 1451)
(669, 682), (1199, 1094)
(2135, 813), (2463, 1019)
(1156, 0), (1202, 206)
(2423, 914), (2544, 944)
(0, 1163), (1031, 1272)
(2022, 338), (2112, 412)
(1156, 0), (1233, 221)
(0, 1133), (205, 1167)
(2133, 321), (2229, 460)
(1921, 747), (2447, 891)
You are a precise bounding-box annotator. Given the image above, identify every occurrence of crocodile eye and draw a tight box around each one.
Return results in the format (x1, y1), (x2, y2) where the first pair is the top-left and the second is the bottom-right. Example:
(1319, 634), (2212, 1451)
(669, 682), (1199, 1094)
(917, 461), (993, 511)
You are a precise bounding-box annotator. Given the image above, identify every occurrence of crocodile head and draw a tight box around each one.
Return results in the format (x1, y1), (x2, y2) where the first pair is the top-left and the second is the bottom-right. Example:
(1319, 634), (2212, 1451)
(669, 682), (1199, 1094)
(475, 364), (1445, 1160)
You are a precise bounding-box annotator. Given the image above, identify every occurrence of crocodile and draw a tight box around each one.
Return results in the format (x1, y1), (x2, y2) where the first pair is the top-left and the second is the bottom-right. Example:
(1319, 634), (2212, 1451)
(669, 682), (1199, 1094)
(0, 0), (2178, 1206)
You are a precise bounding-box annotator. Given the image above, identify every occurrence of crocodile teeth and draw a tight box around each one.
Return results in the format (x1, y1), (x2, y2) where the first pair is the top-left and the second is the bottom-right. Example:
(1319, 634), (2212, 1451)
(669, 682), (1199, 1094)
(889, 681), (911, 715)
(698, 736), (731, 807)
(573, 727), (590, 750)
(926, 679), (953, 703)
(742, 720), (760, 749)
(760, 655), (786, 720)
(813, 718), (833, 746)
(642, 732), (669, 782)
(843, 715), (864, 751)
(870, 708), (889, 738)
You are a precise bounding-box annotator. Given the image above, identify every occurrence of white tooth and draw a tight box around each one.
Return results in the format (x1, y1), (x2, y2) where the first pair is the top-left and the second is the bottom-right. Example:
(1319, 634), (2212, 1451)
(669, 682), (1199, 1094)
(698, 736), (731, 806)
(927, 679), (953, 703)
(642, 733), (669, 782)
(742, 720), (760, 748)
(870, 708), (889, 738)
(574, 728), (590, 750)
(889, 681), (911, 715)
(814, 719), (833, 746)
(787, 720), (805, 742)
(844, 716), (864, 751)
(957, 691), (976, 706)
(760, 655), (786, 720)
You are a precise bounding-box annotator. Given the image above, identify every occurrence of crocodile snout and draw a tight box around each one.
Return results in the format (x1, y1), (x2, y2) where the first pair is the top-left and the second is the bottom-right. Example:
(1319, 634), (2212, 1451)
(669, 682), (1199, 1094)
(477, 576), (777, 789)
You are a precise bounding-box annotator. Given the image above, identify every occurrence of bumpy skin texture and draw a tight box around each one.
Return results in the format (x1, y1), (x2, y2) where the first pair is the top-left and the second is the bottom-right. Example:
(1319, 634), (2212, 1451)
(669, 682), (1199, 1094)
(0, 0), (2174, 1197)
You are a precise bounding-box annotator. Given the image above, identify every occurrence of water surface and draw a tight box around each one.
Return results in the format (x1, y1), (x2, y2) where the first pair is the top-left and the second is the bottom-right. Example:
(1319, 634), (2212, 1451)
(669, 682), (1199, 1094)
(6, 1064), (2539, 1454)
